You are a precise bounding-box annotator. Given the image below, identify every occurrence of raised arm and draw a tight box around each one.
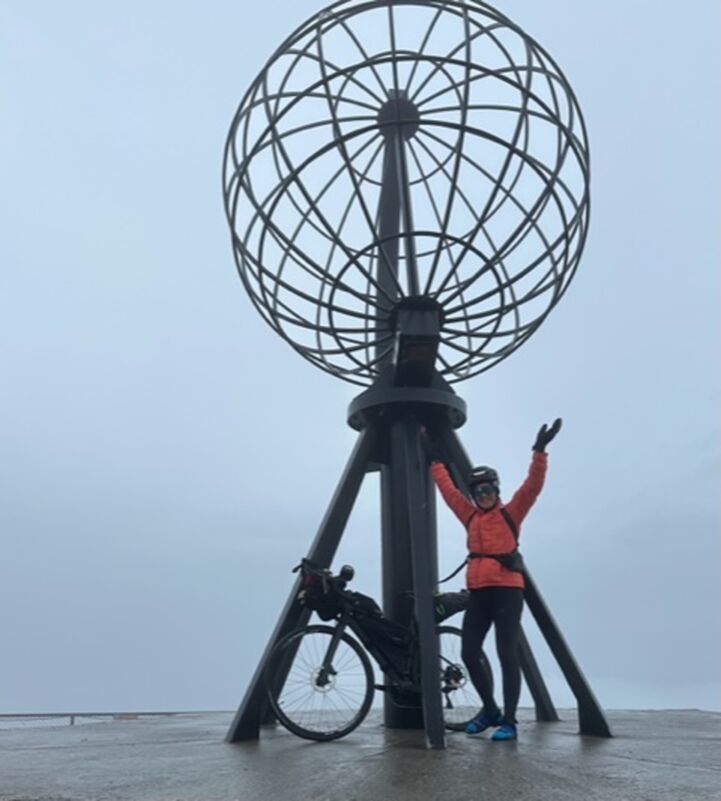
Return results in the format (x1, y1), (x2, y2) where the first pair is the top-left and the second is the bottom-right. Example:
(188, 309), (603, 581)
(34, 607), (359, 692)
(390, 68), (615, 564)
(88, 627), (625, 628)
(504, 451), (547, 525)
(431, 462), (477, 527)
(505, 418), (561, 526)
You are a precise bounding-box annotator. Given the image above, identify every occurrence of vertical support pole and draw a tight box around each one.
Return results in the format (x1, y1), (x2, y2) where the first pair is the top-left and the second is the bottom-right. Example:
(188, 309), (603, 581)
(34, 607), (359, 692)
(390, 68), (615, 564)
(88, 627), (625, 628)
(380, 420), (423, 729)
(226, 426), (376, 742)
(376, 107), (409, 728)
(375, 128), (402, 366)
(375, 90), (421, 360)
(402, 417), (445, 748)
(375, 90), (427, 730)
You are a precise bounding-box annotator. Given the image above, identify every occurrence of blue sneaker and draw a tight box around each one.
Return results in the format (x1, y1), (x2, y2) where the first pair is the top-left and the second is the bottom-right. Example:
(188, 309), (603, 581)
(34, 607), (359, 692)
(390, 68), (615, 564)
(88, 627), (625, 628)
(465, 711), (503, 736)
(491, 722), (517, 741)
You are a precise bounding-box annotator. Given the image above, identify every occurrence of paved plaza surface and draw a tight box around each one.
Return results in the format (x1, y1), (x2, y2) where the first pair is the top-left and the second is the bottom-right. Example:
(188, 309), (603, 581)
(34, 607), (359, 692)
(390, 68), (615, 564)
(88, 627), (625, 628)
(1, 709), (719, 801)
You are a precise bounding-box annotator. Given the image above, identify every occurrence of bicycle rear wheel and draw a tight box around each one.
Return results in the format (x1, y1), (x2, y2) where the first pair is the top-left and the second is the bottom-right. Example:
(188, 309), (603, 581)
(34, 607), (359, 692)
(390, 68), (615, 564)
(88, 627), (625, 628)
(438, 625), (487, 730)
(266, 624), (375, 741)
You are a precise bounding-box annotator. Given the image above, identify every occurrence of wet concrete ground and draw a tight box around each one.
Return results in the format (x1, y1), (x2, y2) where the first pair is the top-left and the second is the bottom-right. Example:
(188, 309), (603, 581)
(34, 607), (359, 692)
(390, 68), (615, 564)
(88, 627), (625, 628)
(1, 709), (719, 801)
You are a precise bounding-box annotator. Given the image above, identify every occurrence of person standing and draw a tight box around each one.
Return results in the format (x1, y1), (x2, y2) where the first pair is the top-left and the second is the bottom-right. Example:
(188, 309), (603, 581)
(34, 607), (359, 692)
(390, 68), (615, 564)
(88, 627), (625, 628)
(430, 419), (562, 741)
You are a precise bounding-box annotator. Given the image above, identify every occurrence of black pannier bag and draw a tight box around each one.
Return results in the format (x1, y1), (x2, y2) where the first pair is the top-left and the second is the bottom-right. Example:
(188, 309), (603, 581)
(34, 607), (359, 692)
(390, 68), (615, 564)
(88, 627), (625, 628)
(356, 615), (412, 674)
(434, 590), (469, 622)
(348, 591), (410, 649)
(298, 582), (341, 621)
(349, 596), (413, 674)
(346, 590), (383, 617)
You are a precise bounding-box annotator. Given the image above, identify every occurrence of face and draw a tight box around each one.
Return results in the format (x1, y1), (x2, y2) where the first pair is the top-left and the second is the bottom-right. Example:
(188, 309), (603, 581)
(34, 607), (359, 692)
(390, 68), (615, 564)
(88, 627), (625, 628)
(472, 483), (498, 510)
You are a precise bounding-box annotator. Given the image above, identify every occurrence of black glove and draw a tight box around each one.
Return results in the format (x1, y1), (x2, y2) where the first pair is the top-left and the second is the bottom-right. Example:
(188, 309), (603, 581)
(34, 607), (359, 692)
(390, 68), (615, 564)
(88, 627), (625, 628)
(533, 418), (562, 452)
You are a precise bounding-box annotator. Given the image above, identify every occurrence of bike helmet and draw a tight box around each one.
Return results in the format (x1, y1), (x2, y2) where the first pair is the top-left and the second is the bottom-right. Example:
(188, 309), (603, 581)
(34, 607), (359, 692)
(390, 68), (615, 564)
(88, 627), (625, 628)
(469, 465), (500, 491)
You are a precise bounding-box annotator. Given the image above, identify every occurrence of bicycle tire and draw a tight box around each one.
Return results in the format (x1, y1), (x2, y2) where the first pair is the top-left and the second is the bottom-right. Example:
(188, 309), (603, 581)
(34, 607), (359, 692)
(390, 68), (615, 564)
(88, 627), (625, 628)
(265, 624), (375, 741)
(438, 625), (488, 731)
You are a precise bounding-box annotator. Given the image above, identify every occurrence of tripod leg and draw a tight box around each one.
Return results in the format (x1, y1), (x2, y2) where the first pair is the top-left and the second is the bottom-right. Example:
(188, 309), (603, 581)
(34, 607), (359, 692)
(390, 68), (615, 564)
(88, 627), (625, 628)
(518, 628), (559, 721)
(226, 426), (376, 743)
(433, 421), (560, 723)
(523, 572), (612, 736)
(401, 417), (445, 749)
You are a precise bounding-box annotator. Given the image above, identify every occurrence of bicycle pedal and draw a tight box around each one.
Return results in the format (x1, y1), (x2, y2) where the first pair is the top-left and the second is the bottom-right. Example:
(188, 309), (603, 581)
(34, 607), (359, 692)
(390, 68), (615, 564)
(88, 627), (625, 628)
(374, 684), (389, 692)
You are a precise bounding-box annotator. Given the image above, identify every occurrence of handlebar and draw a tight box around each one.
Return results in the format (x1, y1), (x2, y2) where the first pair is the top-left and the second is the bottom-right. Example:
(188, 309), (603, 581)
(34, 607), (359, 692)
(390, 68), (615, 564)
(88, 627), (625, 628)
(293, 557), (353, 595)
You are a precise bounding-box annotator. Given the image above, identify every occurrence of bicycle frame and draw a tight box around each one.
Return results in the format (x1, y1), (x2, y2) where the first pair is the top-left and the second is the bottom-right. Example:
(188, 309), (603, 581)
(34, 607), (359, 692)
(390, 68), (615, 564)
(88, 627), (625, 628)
(263, 562), (483, 741)
(312, 609), (419, 700)
(293, 559), (467, 701)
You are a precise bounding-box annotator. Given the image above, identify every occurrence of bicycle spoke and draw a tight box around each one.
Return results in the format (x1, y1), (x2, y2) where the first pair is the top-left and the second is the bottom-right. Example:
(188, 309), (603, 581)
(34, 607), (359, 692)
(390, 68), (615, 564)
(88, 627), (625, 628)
(438, 626), (482, 729)
(268, 627), (374, 740)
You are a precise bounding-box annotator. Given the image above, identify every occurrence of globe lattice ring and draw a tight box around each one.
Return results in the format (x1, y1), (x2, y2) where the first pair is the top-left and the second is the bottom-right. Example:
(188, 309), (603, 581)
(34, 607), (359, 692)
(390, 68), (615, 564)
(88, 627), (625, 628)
(223, 0), (590, 386)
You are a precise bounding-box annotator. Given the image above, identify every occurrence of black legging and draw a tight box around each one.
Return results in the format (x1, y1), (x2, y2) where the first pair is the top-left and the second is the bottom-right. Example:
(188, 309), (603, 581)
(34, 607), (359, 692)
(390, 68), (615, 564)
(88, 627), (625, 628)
(461, 587), (524, 724)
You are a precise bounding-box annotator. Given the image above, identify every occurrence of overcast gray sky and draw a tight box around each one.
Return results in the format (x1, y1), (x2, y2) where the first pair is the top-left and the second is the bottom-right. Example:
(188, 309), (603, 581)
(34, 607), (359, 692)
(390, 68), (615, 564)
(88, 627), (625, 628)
(1, 0), (719, 716)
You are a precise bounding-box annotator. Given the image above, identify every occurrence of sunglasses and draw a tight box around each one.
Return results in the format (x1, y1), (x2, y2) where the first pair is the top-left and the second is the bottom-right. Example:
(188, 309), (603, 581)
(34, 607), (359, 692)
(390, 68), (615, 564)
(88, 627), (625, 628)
(471, 482), (497, 497)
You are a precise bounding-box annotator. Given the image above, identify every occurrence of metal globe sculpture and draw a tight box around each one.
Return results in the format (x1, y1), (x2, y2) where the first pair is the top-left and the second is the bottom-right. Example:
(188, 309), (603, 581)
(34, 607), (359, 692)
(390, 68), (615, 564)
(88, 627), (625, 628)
(226, 0), (610, 748)
(223, 0), (590, 386)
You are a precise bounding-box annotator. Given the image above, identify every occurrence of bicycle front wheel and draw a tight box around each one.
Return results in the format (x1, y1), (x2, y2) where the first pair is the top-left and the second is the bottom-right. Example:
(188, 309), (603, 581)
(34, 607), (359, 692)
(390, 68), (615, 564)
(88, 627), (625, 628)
(266, 625), (375, 741)
(438, 625), (487, 730)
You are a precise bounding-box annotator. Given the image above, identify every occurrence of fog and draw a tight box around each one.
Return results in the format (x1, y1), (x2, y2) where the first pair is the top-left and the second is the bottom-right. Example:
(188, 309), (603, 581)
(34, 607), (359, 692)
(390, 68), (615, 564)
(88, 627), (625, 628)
(1, 0), (719, 714)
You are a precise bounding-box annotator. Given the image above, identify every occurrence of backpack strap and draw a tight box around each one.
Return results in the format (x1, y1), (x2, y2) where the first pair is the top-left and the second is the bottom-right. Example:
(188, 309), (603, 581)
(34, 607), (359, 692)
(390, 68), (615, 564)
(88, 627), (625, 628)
(499, 506), (519, 542)
(437, 558), (469, 585)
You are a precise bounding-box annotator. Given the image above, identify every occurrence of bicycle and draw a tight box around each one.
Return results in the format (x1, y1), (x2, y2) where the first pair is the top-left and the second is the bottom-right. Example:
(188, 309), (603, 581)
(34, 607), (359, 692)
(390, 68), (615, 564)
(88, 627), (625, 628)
(264, 558), (489, 741)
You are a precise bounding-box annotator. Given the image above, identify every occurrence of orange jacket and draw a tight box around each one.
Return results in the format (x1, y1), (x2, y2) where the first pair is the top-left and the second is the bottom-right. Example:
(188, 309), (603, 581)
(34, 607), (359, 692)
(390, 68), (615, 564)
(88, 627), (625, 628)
(431, 452), (547, 589)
